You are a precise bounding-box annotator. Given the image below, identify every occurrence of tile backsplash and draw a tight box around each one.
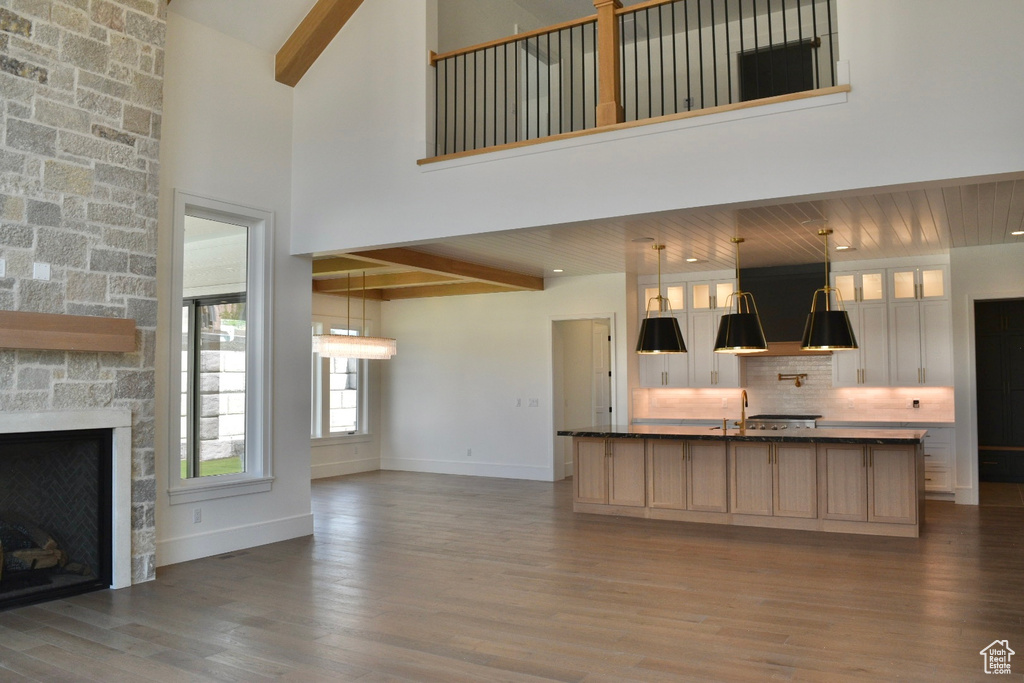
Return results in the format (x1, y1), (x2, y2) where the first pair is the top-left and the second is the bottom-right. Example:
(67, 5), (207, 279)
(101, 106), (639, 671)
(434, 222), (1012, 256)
(633, 355), (954, 423)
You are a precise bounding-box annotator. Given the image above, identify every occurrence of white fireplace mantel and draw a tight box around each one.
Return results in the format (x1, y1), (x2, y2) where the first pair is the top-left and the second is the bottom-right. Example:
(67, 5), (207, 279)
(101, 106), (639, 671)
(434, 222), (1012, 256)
(0, 409), (133, 590)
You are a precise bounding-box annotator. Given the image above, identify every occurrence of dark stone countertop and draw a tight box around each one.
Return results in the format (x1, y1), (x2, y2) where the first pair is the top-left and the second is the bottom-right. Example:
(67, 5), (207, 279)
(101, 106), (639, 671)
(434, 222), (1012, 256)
(557, 424), (927, 445)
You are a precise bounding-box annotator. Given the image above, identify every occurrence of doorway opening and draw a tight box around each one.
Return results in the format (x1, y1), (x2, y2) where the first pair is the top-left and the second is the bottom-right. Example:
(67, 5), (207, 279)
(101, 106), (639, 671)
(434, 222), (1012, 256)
(975, 298), (1024, 507)
(553, 318), (614, 480)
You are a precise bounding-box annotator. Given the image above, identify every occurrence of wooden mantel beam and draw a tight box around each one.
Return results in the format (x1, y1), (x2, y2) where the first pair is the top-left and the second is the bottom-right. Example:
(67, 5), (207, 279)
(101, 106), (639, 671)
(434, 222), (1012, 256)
(276, 0), (364, 87)
(348, 247), (544, 291)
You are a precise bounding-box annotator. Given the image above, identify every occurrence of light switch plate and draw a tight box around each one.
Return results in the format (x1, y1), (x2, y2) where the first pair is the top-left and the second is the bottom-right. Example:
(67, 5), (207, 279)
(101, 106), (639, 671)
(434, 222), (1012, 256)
(0, 258), (5, 278)
(33, 262), (50, 280)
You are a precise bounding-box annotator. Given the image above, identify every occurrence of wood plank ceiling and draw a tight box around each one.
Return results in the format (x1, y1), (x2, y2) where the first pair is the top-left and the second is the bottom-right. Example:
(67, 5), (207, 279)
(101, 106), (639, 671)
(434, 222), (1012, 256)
(312, 177), (1024, 300)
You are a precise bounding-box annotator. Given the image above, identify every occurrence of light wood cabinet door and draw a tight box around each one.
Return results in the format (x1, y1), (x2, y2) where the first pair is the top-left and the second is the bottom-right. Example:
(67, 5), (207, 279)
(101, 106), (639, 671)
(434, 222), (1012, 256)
(647, 440), (686, 509)
(608, 440), (646, 507)
(730, 443), (773, 516)
(868, 446), (917, 524)
(819, 445), (868, 521)
(687, 441), (728, 512)
(774, 443), (818, 519)
(574, 438), (607, 504)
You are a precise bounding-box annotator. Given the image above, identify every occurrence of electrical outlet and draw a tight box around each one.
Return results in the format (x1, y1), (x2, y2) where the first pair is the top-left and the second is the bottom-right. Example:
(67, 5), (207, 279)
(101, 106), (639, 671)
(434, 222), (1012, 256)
(912, 399), (921, 409)
(467, 448), (472, 457)
(847, 399), (855, 409)
(32, 262), (50, 280)
(192, 508), (201, 524)
(354, 445), (359, 455)
(528, 398), (539, 408)
(721, 398), (728, 408)
(515, 398), (522, 408)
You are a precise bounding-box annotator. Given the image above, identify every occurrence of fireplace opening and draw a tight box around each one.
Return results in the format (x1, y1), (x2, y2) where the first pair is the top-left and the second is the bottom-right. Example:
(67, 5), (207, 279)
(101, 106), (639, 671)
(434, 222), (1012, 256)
(0, 428), (112, 611)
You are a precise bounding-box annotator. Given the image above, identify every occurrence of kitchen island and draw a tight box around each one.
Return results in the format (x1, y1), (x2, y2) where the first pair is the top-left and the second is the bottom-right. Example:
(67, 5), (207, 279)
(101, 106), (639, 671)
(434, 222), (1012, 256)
(557, 425), (926, 537)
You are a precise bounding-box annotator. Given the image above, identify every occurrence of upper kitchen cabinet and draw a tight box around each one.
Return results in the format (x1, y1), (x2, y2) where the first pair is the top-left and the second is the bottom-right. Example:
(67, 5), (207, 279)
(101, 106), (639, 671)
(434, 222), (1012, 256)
(638, 283), (689, 388)
(888, 265), (953, 386)
(832, 270), (889, 387)
(690, 278), (740, 388)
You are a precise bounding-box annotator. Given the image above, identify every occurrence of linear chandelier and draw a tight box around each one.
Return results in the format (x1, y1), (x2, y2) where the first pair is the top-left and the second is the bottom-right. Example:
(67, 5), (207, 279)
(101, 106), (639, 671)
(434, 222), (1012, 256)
(312, 273), (397, 360)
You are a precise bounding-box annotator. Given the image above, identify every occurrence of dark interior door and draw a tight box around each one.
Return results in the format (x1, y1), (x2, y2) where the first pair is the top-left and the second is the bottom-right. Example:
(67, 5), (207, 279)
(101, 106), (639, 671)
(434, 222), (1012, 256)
(739, 41), (814, 102)
(976, 299), (1024, 482)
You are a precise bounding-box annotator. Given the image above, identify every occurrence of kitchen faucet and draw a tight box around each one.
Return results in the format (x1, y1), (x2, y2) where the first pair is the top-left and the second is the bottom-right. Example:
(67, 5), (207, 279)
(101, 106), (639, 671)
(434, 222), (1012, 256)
(739, 389), (748, 433)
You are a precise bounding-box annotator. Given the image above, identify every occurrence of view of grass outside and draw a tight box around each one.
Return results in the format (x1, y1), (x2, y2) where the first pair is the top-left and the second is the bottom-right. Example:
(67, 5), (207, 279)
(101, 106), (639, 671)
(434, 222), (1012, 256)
(180, 456), (243, 478)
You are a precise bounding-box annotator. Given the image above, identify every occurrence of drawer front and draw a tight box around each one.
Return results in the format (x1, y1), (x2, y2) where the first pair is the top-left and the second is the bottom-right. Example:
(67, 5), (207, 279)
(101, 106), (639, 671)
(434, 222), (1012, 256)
(924, 467), (952, 492)
(923, 428), (953, 446)
(923, 445), (951, 469)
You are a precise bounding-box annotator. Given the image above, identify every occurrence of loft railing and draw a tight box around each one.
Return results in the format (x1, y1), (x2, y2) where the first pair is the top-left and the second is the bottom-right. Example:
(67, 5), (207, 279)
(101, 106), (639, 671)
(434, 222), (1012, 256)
(430, 17), (599, 157)
(427, 0), (839, 161)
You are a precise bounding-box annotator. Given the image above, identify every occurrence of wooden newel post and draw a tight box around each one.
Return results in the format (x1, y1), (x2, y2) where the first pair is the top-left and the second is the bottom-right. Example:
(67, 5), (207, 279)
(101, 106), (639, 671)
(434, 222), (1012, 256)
(594, 0), (624, 126)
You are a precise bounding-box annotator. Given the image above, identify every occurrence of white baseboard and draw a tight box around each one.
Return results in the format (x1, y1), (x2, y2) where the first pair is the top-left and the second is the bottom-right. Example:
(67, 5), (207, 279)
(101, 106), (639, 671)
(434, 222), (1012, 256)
(312, 458), (380, 479)
(156, 513), (314, 567)
(382, 457), (553, 481)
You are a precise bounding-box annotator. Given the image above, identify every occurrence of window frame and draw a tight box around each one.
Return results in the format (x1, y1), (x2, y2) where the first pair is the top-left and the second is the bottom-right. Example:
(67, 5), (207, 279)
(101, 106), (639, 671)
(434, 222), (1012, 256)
(311, 317), (370, 442)
(167, 191), (274, 505)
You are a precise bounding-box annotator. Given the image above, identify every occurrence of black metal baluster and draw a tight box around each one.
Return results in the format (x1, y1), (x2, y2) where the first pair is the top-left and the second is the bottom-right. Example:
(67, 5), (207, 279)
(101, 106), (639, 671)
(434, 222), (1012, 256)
(592, 22), (597, 128)
(515, 39), (520, 142)
(781, 0), (789, 93)
(697, 0), (704, 110)
(461, 53), (467, 152)
(739, 0), (746, 102)
(671, 2), (678, 113)
(724, 0), (731, 103)
(503, 43), (509, 144)
(569, 26), (575, 131)
(434, 60), (440, 156)
(811, 0), (819, 87)
(753, 0), (761, 99)
(619, 15), (626, 120)
(684, 0), (691, 110)
(547, 31), (552, 137)
(473, 50), (479, 150)
(658, 7), (665, 116)
(525, 38), (530, 140)
(710, 0), (718, 107)
(645, 9), (653, 119)
(633, 12), (639, 121)
(767, 0), (775, 97)
(827, 0), (835, 86)
(558, 29), (563, 134)
(535, 35), (540, 138)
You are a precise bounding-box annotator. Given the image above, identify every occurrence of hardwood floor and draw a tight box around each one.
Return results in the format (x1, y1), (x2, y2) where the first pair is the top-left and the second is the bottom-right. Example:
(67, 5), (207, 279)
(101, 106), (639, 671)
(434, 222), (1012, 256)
(980, 481), (1024, 507)
(2, 471), (1024, 681)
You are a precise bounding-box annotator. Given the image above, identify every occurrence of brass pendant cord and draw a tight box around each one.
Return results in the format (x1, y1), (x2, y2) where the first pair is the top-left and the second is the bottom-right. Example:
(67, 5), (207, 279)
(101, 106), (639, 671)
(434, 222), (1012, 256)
(821, 228), (832, 311)
(362, 271), (367, 335)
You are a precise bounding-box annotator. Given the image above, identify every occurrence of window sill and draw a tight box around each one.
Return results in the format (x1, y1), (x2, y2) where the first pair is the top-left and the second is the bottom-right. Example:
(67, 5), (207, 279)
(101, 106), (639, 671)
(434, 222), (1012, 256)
(168, 475), (274, 505)
(312, 433), (372, 447)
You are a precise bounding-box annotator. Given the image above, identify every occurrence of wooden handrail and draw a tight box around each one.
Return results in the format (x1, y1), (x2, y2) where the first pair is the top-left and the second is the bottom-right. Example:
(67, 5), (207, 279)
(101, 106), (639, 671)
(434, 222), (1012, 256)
(614, 0), (681, 16)
(430, 14), (597, 65)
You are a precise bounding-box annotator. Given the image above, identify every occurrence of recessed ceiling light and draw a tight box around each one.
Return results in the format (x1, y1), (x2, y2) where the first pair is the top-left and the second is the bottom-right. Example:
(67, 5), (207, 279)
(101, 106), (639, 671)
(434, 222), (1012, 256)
(631, 237), (655, 243)
(835, 245), (856, 251)
(552, 269), (564, 273)
(685, 258), (699, 263)
(1012, 230), (1024, 236)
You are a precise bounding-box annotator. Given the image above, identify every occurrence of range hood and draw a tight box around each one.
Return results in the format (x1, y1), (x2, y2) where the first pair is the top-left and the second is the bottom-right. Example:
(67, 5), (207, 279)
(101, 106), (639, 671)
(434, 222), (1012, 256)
(740, 263), (831, 356)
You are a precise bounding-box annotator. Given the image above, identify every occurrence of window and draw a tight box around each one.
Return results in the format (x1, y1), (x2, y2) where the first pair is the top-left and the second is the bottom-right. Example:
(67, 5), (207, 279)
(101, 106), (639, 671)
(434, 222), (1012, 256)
(168, 192), (273, 504)
(311, 321), (366, 438)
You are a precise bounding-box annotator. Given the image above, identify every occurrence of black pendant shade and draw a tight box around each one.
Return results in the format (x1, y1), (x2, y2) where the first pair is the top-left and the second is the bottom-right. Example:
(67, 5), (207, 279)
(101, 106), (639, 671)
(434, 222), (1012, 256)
(636, 243), (688, 354)
(714, 311), (768, 353)
(801, 294), (858, 350)
(800, 226), (858, 351)
(636, 316), (687, 354)
(714, 237), (768, 354)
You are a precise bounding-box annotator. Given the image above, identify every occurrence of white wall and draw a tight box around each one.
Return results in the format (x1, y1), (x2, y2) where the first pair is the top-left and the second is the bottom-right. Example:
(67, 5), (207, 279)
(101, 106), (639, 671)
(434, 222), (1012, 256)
(380, 274), (627, 481)
(311, 292), (383, 478)
(437, 0), (548, 53)
(949, 242), (1024, 505)
(290, 0), (1024, 256)
(156, 12), (313, 565)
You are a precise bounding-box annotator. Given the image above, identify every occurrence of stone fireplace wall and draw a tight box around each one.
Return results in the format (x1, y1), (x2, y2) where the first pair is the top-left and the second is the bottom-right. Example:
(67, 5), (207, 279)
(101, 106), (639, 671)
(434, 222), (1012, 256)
(0, 1), (165, 582)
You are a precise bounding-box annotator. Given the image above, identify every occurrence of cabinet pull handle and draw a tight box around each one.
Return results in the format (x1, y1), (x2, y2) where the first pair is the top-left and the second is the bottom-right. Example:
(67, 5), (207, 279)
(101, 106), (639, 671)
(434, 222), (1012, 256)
(869, 451), (873, 468)
(922, 368), (926, 384)
(925, 477), (933, 481)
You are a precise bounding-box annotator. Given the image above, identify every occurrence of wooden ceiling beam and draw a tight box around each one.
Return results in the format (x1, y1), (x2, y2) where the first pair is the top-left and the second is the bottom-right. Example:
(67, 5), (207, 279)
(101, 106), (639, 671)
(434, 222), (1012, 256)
(276, 0), (364, 87)
(312, 255), (390, 277)
(349, 247), (544, 291)
(314, 271), (462, 292)
(381, 283), (524, 300)
(312, 281), (384, 300)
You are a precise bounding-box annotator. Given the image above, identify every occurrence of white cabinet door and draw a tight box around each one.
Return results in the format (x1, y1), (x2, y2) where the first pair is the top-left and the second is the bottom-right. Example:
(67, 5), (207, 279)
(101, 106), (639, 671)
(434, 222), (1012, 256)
(920, 300), (953, 386)
(889, 300), (924, 386)
(689, 309), (718, 388)
(833, 302), (889, 387)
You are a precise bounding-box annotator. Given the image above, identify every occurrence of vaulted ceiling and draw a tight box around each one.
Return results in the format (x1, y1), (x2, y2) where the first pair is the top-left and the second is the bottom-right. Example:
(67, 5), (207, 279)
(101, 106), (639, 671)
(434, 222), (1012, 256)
(169, 3), (1024, 300)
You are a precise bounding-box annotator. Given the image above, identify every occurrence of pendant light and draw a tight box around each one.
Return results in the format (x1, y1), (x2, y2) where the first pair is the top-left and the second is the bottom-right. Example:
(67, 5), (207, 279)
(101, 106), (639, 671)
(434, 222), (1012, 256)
(636, 244), (687, 354)
(312, 273), (397, 360)
(714, 237), (767, 353)
(800, 227), (858, 350)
